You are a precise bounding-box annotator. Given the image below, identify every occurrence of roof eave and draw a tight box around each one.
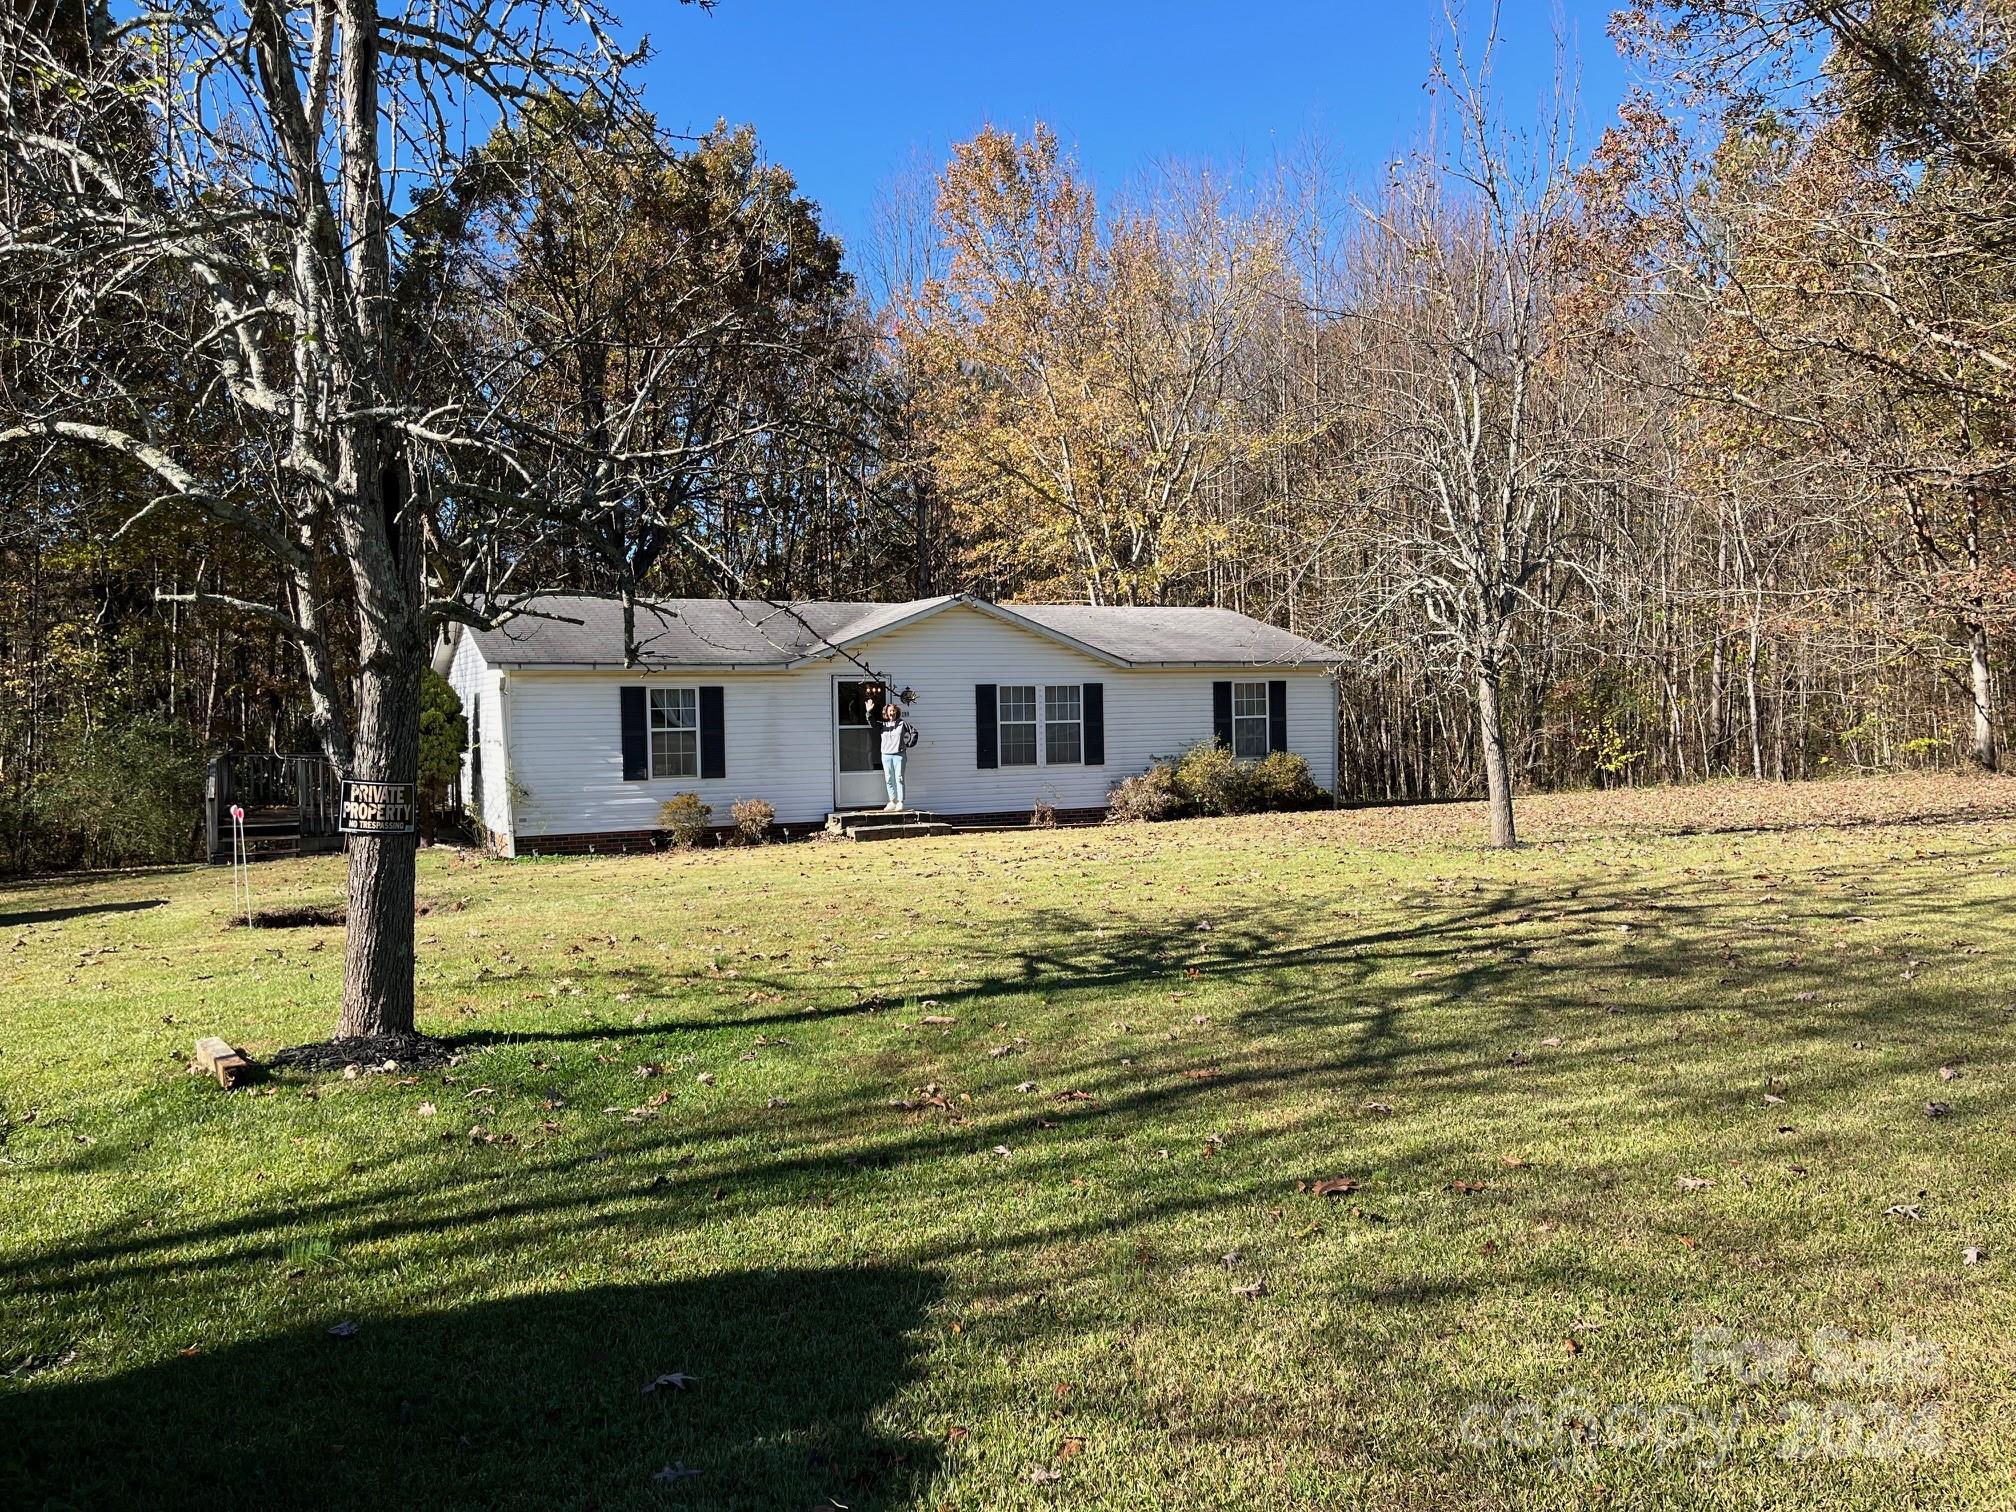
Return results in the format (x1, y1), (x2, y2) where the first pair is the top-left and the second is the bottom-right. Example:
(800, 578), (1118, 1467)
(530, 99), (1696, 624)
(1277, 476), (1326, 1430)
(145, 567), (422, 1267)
(961, 598), (1135, 667)
(1129, 658), (1345, 670)
(487, 660), (795, 673)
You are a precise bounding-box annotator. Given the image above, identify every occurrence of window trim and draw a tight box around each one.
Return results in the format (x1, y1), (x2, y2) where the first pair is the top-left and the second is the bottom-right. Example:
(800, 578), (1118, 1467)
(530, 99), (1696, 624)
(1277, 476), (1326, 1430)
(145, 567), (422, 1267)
(993, 682), (1089, 769)
(1231, 679), (1271, 761)
(996, 684), (1039, 767)
(1044, 684), (1083, 766)
(647, 685), (701, 780)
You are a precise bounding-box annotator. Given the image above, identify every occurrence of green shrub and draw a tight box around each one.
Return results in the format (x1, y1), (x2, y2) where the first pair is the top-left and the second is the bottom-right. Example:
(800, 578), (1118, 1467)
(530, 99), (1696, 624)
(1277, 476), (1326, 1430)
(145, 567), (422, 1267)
(657, 793), (712, 848)
(1250, 750), (1323, 810)
(1106, 742), (1326, 825)
(417, 670), (467, 839)
(1105, 760), (1184, 822)
(1173, 739), (1260, 816)
(728, 796), (774, 844)
(1, 719), (205, 873)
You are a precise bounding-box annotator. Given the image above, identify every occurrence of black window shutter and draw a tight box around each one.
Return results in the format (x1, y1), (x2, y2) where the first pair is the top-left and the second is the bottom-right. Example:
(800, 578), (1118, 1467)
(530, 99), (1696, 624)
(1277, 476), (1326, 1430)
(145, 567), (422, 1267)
(1082, 682), (1105, 766)
(975, 684), (998, 769)
(699, 686), (726, 778)
(620, 686), (648, 780)
(1212, 681), (1233, 747)
(1268, 679), (1288, 753)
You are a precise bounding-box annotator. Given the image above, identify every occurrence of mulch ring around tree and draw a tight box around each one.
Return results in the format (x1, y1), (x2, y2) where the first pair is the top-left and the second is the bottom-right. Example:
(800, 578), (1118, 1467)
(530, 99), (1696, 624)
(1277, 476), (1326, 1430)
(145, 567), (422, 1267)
(267, 1034), (457, 1075)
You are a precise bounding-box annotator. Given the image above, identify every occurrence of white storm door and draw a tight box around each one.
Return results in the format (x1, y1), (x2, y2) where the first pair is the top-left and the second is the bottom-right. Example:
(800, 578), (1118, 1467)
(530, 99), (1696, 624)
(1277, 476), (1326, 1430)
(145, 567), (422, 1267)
(833, 676), (889, 809)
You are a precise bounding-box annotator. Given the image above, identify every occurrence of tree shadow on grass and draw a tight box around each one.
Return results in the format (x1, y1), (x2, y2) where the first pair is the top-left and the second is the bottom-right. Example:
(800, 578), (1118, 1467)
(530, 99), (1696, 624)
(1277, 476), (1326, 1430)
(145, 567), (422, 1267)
(0, 896), (167, 928)
(0, 1267), (939, 1512)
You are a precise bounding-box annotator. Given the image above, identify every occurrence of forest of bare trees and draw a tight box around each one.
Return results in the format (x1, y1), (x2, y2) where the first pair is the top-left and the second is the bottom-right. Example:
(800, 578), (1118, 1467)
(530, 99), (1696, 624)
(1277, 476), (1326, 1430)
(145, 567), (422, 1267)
(5, 0), (2012, 892)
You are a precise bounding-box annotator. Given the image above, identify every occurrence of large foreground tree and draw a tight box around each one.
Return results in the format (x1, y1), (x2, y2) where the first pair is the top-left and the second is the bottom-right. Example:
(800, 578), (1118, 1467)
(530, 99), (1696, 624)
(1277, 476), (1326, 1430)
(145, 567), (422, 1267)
(0, 1), (692, 1040)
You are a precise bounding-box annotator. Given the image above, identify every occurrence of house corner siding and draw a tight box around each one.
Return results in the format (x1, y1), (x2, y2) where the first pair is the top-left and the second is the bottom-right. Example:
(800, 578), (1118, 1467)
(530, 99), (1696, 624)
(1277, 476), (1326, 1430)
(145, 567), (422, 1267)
(447, 631), (518, 855)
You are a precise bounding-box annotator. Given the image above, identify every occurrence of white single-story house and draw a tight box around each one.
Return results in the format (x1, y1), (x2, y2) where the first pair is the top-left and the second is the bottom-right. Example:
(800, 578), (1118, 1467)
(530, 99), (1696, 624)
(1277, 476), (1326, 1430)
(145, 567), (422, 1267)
(437, 593), (1342, 853)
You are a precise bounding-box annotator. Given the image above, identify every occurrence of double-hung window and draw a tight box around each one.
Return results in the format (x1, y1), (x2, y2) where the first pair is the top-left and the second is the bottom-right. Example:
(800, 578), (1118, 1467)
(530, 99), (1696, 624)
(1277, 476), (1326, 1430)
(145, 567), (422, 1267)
(1044, 685), (1082, 764)
(997, 685), (1039, 766)
(1231, 680), (1271, 759)
(649, 687), (699, 778)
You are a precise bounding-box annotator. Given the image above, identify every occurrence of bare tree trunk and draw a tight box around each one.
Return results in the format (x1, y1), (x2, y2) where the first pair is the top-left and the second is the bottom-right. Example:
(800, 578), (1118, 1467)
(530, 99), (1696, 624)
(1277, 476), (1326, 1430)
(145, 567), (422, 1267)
(336, 451), (426, 1038)
(1969, 621), (1997, 770)
(337, 641), (421, 1038)
(1745, 615), (1765, 780)
(1477, 658), (1517, 847)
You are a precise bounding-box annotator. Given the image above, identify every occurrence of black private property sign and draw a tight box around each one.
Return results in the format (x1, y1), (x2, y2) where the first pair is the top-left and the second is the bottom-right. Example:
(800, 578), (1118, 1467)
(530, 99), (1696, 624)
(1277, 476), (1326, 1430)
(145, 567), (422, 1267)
(339, 779), (417, 835)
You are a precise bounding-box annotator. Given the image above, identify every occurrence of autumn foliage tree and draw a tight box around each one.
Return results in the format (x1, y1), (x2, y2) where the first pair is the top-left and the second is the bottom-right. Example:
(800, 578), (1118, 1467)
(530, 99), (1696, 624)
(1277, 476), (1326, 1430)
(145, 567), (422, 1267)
(902, 125), (1278, 605)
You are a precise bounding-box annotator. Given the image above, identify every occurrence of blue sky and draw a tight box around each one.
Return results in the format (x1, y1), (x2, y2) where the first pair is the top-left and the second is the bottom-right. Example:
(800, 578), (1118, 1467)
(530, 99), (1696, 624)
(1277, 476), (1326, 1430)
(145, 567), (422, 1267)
(635, 1), (1636, 257)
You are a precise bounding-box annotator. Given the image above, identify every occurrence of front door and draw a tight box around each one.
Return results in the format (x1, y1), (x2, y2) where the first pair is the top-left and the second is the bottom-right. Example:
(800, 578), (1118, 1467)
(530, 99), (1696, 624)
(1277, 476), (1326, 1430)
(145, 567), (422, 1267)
(833, 677), (889, 810)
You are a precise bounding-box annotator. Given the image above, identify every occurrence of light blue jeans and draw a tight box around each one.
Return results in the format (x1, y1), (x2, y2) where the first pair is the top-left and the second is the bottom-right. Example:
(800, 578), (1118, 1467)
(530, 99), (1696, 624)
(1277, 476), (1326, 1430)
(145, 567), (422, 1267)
(882, 752), (907, 806)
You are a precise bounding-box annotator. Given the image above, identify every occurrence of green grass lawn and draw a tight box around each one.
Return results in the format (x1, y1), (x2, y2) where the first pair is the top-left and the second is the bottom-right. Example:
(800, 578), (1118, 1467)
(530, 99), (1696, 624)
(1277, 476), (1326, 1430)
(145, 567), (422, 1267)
(3, 775), (2014, 1510)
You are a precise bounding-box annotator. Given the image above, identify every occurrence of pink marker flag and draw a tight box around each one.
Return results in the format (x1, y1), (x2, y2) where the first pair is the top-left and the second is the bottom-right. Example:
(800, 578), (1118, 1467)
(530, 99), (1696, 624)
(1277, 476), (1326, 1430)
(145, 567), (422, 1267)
(230, 804), (245, 822)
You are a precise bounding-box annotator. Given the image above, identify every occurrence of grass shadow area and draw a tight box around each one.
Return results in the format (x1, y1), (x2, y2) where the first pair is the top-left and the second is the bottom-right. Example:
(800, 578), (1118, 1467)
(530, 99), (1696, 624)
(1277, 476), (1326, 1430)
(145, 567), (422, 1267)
(0, 1267), (940, 1512)
(0, 897), (167, 928)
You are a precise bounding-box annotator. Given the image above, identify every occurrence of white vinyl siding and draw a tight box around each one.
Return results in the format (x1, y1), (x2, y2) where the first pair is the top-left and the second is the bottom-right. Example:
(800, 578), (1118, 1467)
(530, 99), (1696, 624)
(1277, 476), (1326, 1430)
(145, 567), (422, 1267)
(445, 629), (513, 851)
(1232, 680), (1270, 759)
(648, 687), (699, 779)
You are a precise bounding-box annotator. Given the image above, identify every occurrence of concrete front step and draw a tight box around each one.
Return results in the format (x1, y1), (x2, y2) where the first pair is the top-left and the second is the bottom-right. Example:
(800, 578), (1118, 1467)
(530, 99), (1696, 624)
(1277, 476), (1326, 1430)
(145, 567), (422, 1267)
(825, 809), (951, 841)
(846, 820), (956, 842)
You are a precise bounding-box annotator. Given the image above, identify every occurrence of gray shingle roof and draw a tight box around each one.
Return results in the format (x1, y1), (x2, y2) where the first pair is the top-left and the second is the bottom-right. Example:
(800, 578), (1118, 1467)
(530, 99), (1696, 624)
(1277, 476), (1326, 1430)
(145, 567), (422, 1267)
(459, 594), (1339, 670)
(1008, 604), (1337, 667)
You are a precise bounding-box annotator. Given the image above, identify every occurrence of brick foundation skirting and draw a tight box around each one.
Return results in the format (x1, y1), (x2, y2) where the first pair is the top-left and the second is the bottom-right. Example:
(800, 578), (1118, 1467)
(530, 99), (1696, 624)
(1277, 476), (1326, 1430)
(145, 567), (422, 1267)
(516, 806), (1108, 856)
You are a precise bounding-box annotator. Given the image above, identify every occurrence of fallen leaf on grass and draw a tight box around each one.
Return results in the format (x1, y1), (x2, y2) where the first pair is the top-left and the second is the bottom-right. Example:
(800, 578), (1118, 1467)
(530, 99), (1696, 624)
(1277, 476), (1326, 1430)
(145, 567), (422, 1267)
(1307, 1178), (1360, 1198)
(416, 1102), (436, 1118)
(643, 1372), (697, 1394)
(1963, 1245), (1985, 1265)
(1938, 1065), (1962, 1082)
(1232, 1280), (1268, 1300)
(652, 1464), (701, 1482)
(1925, 1102), (1951, 1119)
(1676, 1175), (1715, 1190)
(1029, 1466), (1062, 1484)
(1059, 1436), (1086, 1460)
(1884, 1203), (1924, 1221)
(1499, 1155), (1530, 1169)
(921, 1014), (956, 1026)
(1450, 1179), (1490, 1194)
(327, 1321), (359, 1339)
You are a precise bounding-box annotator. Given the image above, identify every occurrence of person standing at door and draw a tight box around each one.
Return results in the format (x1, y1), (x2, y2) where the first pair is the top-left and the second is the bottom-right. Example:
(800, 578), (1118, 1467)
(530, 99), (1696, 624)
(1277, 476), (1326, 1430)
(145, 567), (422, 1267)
(879, 701), (918, 811)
